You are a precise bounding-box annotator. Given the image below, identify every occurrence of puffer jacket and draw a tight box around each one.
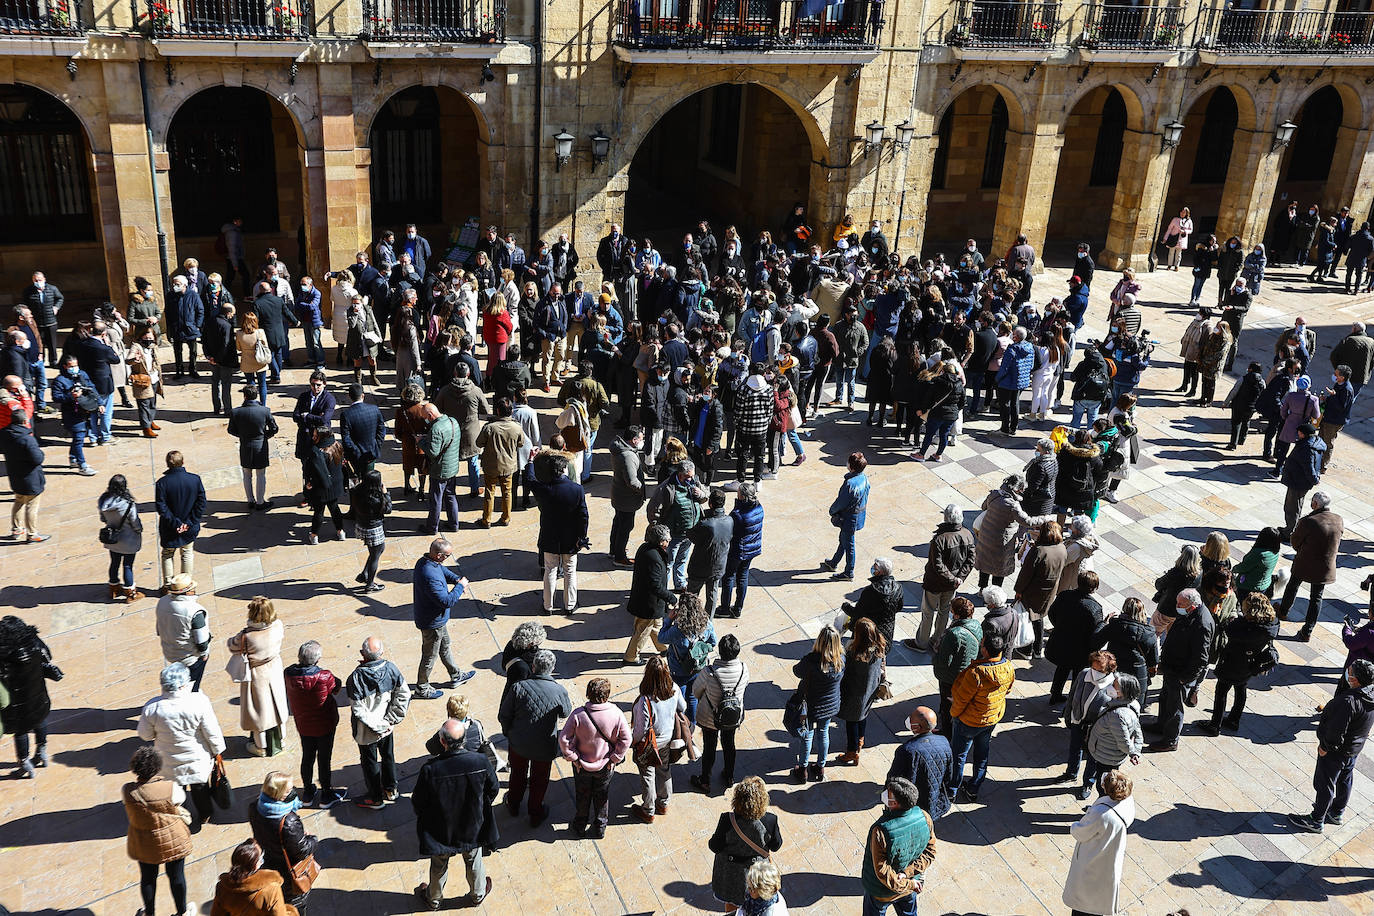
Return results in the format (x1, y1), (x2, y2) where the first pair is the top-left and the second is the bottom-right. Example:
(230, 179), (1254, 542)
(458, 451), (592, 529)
(123, 776), (193, 865)
(922, 522), (975, 594)
(1021, 453), (1058, 517)
(692, 658), (750, 730)
(994, 339), (1034, 390)
(1214, 617), (1279, 684)
(498, 673), (573, 762)
(728, 499), (765, 564)
(1086, 698), (1143, 766)
(793, 651), (843, 721)
(847, 573), (905, 646)
(209, 868), (296, 916)
(1055, 444), (1102, 512)
(137, 688), (227, 786)
(1094, 616), (1158, 688)
(283, 663), (341, 738)
(934, 617), (982, 685)
(950, 655), (1015, 727)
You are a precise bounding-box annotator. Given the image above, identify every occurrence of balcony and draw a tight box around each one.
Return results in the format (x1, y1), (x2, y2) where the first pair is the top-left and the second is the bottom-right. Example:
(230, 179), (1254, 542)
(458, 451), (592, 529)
(139, 0), (313, 38)
(0, 0), (81, 35)
(362, 0), (504, 42)
(948, 0), (1061, 49)
(613, 0), (881, 53)
(1197, 4), (1374, 55)
(1077, 1), (1182, 49)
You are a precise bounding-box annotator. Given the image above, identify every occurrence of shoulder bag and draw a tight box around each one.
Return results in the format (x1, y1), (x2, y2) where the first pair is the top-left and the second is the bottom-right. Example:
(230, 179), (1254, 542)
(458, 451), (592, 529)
(252, 333), (272, 367)
(730, 812), (771, 862)
(585, 708), (621, 769)
(209, 753), (233, 810)
(631, 698), (665, 769)
(225, 647), (250, 684)
(278, 816), (320, 897)
(99, 499), (133, 546)
(782, 688), (808, 739)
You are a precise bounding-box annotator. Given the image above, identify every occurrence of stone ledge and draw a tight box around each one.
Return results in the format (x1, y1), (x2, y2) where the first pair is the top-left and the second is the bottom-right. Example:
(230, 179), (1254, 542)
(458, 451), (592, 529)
(363, 39), (532, 64)
(150, 38), (311, 58)
(0, 36), (87, 56)
(612, 43), (879, 66)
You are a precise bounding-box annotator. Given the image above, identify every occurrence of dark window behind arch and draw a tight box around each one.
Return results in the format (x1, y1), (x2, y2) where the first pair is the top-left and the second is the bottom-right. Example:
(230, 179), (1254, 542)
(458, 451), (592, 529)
(1286, 87), (1342, 182)
(981, 95), (1008, 189)
(168, 87), (280, 237)
(1088, 90), (1128, 187)
(1190, 89), (1238, 185)
(0, 85), (94, 245)
(371, 87), (442, 227)
(931, 108), (953, 191)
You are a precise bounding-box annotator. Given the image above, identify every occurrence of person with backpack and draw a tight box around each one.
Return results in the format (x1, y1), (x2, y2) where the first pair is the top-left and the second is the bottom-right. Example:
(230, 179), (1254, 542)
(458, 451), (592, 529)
(690, 633), (749, 793)
(1069, 345), (1111, 430)
(1202, 593), (1280, 736)
(660, 592), (717, 725)
(1082, 672), (1143, 797)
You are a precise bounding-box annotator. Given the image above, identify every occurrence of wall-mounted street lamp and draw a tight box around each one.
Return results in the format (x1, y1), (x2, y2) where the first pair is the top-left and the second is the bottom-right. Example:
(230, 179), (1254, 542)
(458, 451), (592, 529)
(553, 129), (575, 171)
(863, 120), (885, 157)
(1160, 119), (1185, 152)
(894, 119), (915, 150)
(1272, 119), (1298, 152)
(590, 130), (611, 167)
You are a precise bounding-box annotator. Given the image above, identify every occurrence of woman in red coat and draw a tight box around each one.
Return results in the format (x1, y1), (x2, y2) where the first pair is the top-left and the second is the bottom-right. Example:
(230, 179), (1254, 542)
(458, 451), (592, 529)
(483, 292), (515, 375)
(282, 640), (343, 806)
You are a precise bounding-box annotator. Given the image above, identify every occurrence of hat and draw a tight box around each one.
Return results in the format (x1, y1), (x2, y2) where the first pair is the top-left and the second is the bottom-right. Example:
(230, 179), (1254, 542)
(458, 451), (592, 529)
(1296, 375), (1311, 390)
(166, 573), (197, 594)
(836, 239), (849, 250)
(598, 293), (613, 304)
(1298, 422), (1318, 437)
(1070, 275), (1082, 284)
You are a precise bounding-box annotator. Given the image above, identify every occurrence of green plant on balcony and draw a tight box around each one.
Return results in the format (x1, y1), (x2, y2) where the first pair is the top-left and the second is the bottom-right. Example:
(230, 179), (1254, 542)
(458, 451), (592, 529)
(47, 0), (72, 29)
(271, 4), (300, 32)
(1280, 30), (1325, 49)
(1029, 19), (1051, 43)
(1327, 31), (1352, 50)
(137, 0), (173, 34)
(1153, 22), (1179, 45)
(1076, 23), (1101, 48)
(679, 20), (705, 44)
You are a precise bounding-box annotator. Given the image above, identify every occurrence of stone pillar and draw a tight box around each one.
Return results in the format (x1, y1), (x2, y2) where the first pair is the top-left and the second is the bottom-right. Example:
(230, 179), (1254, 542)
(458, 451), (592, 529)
(1216, 126), (1283, 245)
(98, 61), (165, 300)
(1101, 127), (1175, 271)
(992, 125), (1064, 265)
(1325, 125), (1374, 220)
(894, 129), (938, 259)
(311, 65), (364, 293)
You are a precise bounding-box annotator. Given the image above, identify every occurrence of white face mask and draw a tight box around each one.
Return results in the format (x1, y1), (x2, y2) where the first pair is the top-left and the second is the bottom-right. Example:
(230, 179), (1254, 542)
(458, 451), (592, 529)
(880, 788), (892, 807)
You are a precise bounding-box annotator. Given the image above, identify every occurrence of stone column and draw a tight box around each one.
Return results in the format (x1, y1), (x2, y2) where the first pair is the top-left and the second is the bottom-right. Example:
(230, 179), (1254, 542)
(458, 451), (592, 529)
(992, 125), (1064, 265)
(310, 65), (364, 292)
(1325, 124), (1374, 221)
(1216, 126), (1283, 245)
(1100, 127), (1176, 271)
(98, 61), (165, 301)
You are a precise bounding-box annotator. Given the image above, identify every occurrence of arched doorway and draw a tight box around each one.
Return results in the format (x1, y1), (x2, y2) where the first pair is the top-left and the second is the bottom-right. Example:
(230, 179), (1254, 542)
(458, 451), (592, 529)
(1266, 86), (1345, 255)
(1045, 87), (1129, 260)
(0, 83), (105, 300)
(167, 86), (307, 283)
(368, 85), (483, 247)
(626, 83), (814, 249)
(1162, 87), (1239, 239)
(923, 85), (1014, 259)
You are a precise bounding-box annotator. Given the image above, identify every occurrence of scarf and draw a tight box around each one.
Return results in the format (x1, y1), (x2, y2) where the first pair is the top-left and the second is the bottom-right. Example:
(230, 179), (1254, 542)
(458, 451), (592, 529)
(257, 792), (302, 819)
(741, 892), (781, 916)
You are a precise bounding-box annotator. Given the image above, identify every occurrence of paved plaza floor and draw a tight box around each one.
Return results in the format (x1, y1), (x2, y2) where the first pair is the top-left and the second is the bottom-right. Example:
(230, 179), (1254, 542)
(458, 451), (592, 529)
(2, 262), (1374, 916)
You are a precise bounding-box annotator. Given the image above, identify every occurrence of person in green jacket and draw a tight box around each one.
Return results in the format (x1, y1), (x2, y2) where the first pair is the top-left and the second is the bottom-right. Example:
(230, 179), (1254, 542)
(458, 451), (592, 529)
(1233, 526), (1282, 601)
(932, 597), (981, 737)
(861, 776), (936, 916)
(420, 404), (464, 535)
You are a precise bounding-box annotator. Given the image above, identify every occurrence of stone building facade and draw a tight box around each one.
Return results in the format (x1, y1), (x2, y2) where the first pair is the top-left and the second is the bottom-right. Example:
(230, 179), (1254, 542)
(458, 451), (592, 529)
(3, 0), (1373, 307)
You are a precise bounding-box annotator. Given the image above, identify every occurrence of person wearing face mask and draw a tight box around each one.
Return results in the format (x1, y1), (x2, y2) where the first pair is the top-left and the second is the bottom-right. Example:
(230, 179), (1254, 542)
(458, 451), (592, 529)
(597, 223), (627, 283)
(1288, 658), (1374, 833)
(294, 276), (324, 371)
(1081, 672), (1142, 794)
(549, 232), (579, 290)
(128, 326), (165, 439)
(1344, 220), (1374, 294)
(1242, 242), (1267, 294)
(1291, 203), (1321, 267)
(22, 270), (63, 367)
(1059, 650), (1117, 793)
(1216, 235), (1244, 304)
(401, 223), (431, 279)
(861, 221), (890, 264)
(1219, 275), (1252, 372)
(861, 776), (937, 916)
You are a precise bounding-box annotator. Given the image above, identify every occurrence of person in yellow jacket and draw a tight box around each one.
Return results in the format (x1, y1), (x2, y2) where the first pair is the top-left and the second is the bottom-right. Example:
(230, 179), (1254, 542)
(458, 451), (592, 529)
(948, 631), (1015, 803)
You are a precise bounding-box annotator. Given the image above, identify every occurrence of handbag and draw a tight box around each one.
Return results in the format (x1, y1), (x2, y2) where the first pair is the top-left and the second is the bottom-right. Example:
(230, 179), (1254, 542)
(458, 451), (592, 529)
(225, 650), (249, 684)
(1163, 232), (1180, 248)
(278, 816), (321, 897)
(1010, 600), (1035, 649)
(75, 389), (102, 413)
(782, 689), (808, 739)
(99, 499), (134, 546)
(730, 812), (771, 861)
(252, 335), (272, 367)
(209, 753), (233, 810)
(631, 698), (666, 770)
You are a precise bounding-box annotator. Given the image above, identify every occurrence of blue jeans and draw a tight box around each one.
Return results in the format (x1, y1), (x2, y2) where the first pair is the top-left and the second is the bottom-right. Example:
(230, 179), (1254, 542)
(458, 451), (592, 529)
(271, 344), (289, 380)
(720, 556), (754, 613)
(836, 367), (857, 405)
(97, 391), (114, 441)
(248, 370), (269, 405)
(1189, 271), (1208, 303)
(466, 455), (481, 495)
(677, 674), (700, 724)
(919, 419), (953, 457)
(581, 425), (598, 483)
(67, 425), (87, 466)
(864, 892), (919, 916)
(668, 535), (692, 589)
(304, 326), (324, 368)
(29, 359), (45, 409)
(950, 719), (995, 794)
(1070, 398), (1099, 429)
(830, 525), (857, 576)
(795, 717), (831, 767)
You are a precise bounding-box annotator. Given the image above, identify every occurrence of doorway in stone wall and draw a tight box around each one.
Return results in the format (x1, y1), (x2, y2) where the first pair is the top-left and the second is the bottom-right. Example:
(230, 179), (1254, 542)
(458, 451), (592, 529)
(1044, 87), (1130, 264)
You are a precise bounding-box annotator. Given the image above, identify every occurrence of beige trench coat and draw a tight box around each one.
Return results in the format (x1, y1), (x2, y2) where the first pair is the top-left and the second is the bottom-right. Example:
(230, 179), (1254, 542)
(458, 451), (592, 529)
(227, 618), (288, 733)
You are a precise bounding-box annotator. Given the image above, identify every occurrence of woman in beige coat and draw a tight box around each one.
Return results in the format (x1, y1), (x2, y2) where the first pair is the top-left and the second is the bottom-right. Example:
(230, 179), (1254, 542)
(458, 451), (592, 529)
(237, 311), (271, 405)
(227, 596), (289, 757)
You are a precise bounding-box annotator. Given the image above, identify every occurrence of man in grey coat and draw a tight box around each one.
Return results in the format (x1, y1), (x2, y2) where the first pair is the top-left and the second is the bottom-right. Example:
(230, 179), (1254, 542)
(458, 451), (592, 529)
(686, 487), (733, 618)
(497, 649), (572, 828)
(609, 425), (648, 566)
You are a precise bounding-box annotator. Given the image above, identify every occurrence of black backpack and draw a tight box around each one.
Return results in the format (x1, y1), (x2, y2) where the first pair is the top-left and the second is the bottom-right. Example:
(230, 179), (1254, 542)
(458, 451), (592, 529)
(711, 665), (746, 730)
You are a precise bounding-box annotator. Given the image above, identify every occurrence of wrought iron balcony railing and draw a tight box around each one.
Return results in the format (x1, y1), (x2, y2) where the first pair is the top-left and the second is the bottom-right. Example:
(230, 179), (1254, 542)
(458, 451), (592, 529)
(614, 0), (881, 52)
(948, 0), (1061, 48)
(0, 0), (81, 35)
(138, 0), (313, 38)
(1078, 1), (1183, 48)
(361, 0), (504, 42)
(1198, 4), (1374, 54)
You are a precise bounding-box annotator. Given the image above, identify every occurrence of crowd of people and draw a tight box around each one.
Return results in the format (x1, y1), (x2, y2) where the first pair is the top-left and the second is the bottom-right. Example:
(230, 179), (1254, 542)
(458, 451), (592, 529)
(2, 204), (1374, 916)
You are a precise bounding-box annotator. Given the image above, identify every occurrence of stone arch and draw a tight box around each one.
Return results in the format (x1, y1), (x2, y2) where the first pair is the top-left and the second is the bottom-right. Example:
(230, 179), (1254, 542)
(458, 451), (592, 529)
(934, 79), (1029, 136)
(154, 73), (316, 150)
(1162, 85), (1248, 238)
(1267, 84), (1359, 245)
(1059, 79), (1148, 135)
(355, 78), (493, 151)
(6, 78), (101, 152)
(1178, 80), (1259, 135)
(1046, 85), (1137, 256)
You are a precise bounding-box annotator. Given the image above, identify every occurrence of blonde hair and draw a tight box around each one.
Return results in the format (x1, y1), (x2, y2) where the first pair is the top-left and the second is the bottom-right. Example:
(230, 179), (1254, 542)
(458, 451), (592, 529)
(1201, 532), (1231, 563)
(446, 694), (471, 720)
(486, 291), (508, 317)
(731, 775), (769, 820)
(1100, 769), (1133, 801)
(1242, 592), (1277, 624)
(745, 860), (782, 899)
(262, 771), (293, 800)
(814, 625), (845, 673)
(247, 596), (277, 625)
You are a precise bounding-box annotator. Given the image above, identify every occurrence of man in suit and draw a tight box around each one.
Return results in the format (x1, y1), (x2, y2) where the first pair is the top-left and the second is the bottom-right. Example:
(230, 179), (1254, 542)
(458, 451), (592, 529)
(154, 450), (207, 589)
(227, 386), (278, 510)
(69, 319), (120, 444)
(293, 370), (337, 502)
(252, 281), (298, 384)
(340, 382), (387, 478)
(23, 270), (64, 366)
(535, 285), (570, 391)
(530, 452), (589, 615)
(596, 224), (627, 284)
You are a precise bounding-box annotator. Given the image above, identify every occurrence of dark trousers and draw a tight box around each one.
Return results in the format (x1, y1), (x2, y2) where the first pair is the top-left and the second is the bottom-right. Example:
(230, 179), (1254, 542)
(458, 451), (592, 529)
(1181, 361), (1198, 392)
(358, 734), (397, 801)
(573, 765), (613, 829)
(691, 445), (717, 484)
(506, 750), (552, 815)
(1262, 417), (1280, 457)
(311, 501), (345, 536)
(1279, 575), (1326, 627)
(1229, 413), (1251, 445)
(140, 858), (188, 914)
(735, 433), (766, 482)
(187, 781), (215, 827)
(187, 655), (208, 692)
(362, 542), (385, 585)
(937, 681), (954, 737)
(804, 365), (829, 413)
(427, 475), (461, 531)
(966, 370), (986, 414)
(845, 718), (868, 752)
(720, 556), (754, 613)
(977, 572), (1004, 589)
(13, 722), (47, 762)
(1200, 375), (1217, 404)
(1282, 487), (1309, 538)
(39, 323), (58, 367)
(609, 508), (636, 561)
(1211, 678), (1248, 727)
(173, 339), (199, 375)
(999, 387), (1021, 432)
(1346, 259), (1366, 292)
(700, 726), (736, 782)
(1158, 675), (1187, 743)
(1312, 751), (1357, 821)
(1065, 722), (1089, 778)
(300, 732), (334, 794)
(1081, 751), (1114, 789)
(1050, 665), (1081, 702)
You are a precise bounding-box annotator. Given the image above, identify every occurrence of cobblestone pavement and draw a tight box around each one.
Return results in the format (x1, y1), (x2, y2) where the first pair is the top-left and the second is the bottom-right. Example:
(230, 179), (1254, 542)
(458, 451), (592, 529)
(2, 262), (1373, 916)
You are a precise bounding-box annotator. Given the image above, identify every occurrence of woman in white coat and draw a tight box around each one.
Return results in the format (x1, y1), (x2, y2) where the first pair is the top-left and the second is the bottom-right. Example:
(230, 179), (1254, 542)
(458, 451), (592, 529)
(330, 272), (357, 366)
(137, 661), (227, 828)
(1063, 768), (1136, 916)
(1163, 207), (1194, 270)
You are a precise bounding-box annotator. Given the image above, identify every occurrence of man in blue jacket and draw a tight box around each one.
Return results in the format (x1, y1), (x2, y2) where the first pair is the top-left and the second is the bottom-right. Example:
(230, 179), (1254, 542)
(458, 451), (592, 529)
(887, 706), (955, 820)
(412, 537), (475, 700)
(1280, 423), (1326, 539)
(154, 450), (206, 590)
(339, 382), (387, 477)
(295, 276), (325, 370)
(535, 286), (569, 391)
(1318, 365), (1355, 471)
(995, 327), (1035, 435)
(823, 451), (870, 581)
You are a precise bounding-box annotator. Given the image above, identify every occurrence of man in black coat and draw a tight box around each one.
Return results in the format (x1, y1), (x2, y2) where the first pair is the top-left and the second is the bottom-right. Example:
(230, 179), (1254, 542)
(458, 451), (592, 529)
(1045, 571), (1106, 704)
(68, 320), (120, 444)
(252, 281), (298, 383)
(154, 450), (207, 589)
(1, 329), (32, 392)
(1148, 587), (1213, 753)
(842, 557), (904, 647)
(1, 410), (46, 541)
(685, 487), (732, 617)
(596, 224), (627, 283)
(530, 452), (588, 614)
(21, 270), (63, 365)
(966, 312), (999, 415)
(339, 382), (387, 477)
(411, 718), (498, 906)
(490, 357), (533, 402)
(623, 523), (676, 666)
(201, 302), (239, 415)
(227, 386), (278, 510)
(551, 232), (580, 289)
(1289, 659), (1374, 833)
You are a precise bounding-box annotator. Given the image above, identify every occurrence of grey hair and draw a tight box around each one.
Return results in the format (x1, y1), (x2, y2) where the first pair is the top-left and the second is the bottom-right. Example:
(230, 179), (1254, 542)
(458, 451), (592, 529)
(872, 557), (893, 577)
(1070, 515), (1094, 537)
(160, 662), (190, 691)
(510, 622), (547, 653)
(361, 636), (384, 662)
(1001, 473), (1027, 494)
(1114, 672), (1141, 702)
(942, 504), (962, 525)
(885, 776), (921, 811)
(1122, 292), (1137, 306)
(665, 264), (677, 279)
(297, 640), (323, 666)
(1012, 326), (1027, 342)
(1354, 321), (1366, 334)
(531, 649), (556, 676)
(647, 523), (670, 545)
(1311, 491), (1332, 510)
(1036, 437), (1055, 453)
(678, 459), (696, 476)
(1176, 588), (1203, 610)
(982, 585), (1008, 609)
(738, 481), (759, 504)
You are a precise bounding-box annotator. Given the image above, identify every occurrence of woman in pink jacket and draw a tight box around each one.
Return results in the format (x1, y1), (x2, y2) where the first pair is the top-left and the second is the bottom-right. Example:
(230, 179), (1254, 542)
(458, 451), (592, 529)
(558, 677), (630, 839)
